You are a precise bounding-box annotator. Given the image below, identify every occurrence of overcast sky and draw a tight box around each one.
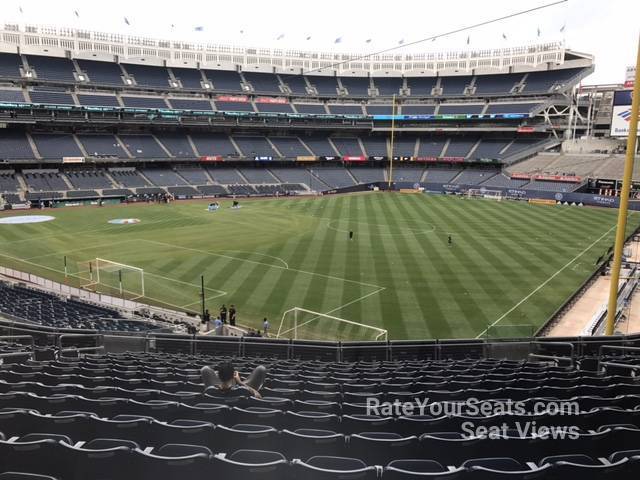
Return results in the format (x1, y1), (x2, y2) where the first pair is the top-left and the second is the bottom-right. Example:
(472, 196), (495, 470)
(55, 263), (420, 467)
(1, 0), (637, 85)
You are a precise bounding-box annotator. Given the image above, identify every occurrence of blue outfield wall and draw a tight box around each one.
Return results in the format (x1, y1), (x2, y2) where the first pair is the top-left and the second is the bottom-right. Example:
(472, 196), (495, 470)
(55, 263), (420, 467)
(393, 181), (640, 210)
(321, 181), (640, 210)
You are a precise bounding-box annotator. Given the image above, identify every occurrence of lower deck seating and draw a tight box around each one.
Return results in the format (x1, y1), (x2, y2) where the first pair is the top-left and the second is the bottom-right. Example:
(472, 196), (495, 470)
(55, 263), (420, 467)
(0, 283), (155, 332)
(1, 352), (640, 478)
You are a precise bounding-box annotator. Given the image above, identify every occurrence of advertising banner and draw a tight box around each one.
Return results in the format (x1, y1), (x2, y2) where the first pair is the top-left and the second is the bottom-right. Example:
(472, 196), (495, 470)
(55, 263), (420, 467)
(255, 97), (288, 104)
(611, 90), (639, 137)
(216, 95), (249, 102)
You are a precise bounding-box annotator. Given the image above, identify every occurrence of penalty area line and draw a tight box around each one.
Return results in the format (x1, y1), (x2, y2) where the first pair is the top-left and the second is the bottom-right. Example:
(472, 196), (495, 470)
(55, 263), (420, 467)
(476, 224), (617, 339)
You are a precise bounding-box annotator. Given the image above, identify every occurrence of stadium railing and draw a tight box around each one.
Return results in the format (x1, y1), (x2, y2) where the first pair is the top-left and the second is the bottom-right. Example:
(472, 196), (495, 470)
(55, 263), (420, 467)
(4, 316), (640, 363)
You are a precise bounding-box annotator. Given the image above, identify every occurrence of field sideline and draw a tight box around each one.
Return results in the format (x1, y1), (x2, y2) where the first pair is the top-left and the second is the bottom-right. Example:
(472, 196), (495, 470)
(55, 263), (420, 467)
(0, 192), (637, 340)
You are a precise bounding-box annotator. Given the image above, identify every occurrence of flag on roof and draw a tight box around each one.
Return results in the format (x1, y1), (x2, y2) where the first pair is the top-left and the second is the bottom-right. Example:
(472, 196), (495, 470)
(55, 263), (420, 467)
(124, 17), (130, 26)
(74, 10), (79, 18)
(19, 6), (23, 13)
(398, 39), (405, 45)
(277, 34), (285, 40)
(560, 24), (566, 32)
(502, 33), (507, 40)
(537, 27), (541, 37)
(194, 26), (204, 32)
(466, 36), (470, 45)
(306, 36), (312, 40)
(365, 39), (372, 43)
(334, 37), (342, 44)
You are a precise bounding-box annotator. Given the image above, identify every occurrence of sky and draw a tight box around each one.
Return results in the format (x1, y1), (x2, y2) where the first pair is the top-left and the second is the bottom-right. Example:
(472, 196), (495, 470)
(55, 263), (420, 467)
(1, 0), (638, 85)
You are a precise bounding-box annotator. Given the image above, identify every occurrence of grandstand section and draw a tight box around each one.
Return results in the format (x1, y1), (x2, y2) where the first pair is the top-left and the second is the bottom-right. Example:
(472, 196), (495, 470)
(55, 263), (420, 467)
(1, 13), (640, 478)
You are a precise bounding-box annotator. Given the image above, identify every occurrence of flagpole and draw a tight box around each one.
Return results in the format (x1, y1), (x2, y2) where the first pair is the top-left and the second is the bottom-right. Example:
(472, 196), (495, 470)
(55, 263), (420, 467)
(605, 34), (640, 335)
(388, 94), (396, 189)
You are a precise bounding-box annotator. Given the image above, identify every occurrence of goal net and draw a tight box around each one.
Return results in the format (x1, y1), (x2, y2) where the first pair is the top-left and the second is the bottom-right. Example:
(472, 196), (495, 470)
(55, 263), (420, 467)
(80, 258), (145, 300)
(276, 307), (388, 342)
(467, 188), (503, 201)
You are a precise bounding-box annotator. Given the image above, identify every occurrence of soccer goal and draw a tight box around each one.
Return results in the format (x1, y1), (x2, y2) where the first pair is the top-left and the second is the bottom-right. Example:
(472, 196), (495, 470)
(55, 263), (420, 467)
(276, 307), (388, 342)
(466, 188), (503, 201)
(81, 258), (145, 299)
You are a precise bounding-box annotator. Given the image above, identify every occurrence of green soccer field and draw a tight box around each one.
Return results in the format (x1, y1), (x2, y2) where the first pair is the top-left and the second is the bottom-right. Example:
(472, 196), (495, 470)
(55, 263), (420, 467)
(0, 192), (637, 340)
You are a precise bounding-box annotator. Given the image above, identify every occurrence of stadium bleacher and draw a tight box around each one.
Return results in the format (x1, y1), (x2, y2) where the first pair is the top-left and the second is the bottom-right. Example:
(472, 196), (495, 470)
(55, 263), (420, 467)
(204, 69), (243, 91)
(373, 77), (404, 96)
(65, 171), (114, 190)
(77, 59), (124, 85)
(406, 77), (438, 96)
(0, 52), (23, 78)
(306, 75), (340, 96)
(293, 103), (327, 114)
(1, 348), (639, 478)
(27, 55), (77, 83)
(340, 77), (371, 96)
(110, 169), (151, 188)
(167, 98), (213, 110)
(29, 90), (76, 105)
(0, 89), (26, 103)
(121, 96), (168, 109)
(327, 104), (364, 115)
(119, 135), (168, 158)
(254, 102), (294, 113)
(31, 134), (83, 159)
(331, 138), (364, 157)
(78, 135), (127, 158)
(242, 72), (283, 94)
(76, 94), (120, 107)
(122, 63), (172, 88)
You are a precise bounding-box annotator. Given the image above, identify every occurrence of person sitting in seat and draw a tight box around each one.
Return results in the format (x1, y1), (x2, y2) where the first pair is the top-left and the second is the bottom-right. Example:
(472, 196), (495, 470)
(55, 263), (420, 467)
(201, 361), (265, 398)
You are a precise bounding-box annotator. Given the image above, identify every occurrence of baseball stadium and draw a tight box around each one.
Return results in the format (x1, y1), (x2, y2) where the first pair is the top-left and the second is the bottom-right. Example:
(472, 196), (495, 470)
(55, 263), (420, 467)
(1, 0), (640, 478)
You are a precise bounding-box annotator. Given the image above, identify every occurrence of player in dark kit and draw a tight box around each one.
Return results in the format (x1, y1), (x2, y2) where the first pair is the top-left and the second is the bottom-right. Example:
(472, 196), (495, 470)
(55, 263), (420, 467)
(219, 304), (227, 324)
(448, 235), (452, 246)
(349, 231), (354, 240)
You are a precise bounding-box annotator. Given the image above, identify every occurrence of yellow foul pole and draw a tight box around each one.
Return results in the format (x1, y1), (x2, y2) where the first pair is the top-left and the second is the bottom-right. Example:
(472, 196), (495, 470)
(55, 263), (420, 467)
(605, 35), (640, 335)
(388, 94), (396, 189)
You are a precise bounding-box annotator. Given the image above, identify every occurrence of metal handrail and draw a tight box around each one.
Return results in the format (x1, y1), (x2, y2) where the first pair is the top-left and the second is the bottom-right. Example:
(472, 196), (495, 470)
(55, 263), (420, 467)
(598, 345), (640, 372)
(59, 345), (106, 357)
(597, 361), (640, 373)
(0, 335), (34, 349)
(0, 350), (34, 361)
(58, 333), (104, 349)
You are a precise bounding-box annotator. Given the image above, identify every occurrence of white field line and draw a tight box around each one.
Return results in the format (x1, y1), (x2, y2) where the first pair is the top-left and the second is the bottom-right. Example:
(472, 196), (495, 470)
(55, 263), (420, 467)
(143, 239), (387, 333)
(0, 250), (227, 300)
(0, 217), (173, 247)
(143, 239), (385, 290)
(24, 239), (137, 261)
(181, 293), (227, 308)
(278, 286), (386, 337)
(475, 224), (617, 338)
(218, 250), (289, 269)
